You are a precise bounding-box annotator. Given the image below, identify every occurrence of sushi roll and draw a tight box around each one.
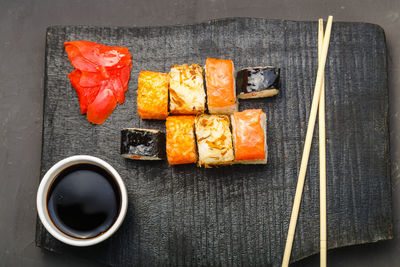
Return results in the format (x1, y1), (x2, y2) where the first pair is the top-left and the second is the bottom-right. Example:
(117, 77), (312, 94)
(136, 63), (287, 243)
(236, 67), (280, 99)
(231, 109), (267, 164)
(121, 128), (166, 160)
(205, 58), (238, 114)
(166, 116), (197, 165)
(195, 114), (234, 167)
(168, 64), (206, 115)
(137, 71), (169, 119)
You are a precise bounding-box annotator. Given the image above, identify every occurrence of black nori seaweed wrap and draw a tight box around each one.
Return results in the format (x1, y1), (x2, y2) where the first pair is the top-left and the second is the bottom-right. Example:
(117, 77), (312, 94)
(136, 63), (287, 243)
(236, 67), (280, 99)
(121, 128), (166, 160)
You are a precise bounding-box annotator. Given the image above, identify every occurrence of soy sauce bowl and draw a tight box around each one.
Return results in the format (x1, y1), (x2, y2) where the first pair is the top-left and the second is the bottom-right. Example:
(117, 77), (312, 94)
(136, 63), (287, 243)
(36, 155), (128, 247)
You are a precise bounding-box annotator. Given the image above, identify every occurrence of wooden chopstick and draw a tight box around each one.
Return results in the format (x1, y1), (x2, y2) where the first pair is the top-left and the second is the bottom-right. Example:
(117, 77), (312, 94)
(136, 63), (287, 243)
(281, 15), (333, 267)
(318, 18), (327, 267)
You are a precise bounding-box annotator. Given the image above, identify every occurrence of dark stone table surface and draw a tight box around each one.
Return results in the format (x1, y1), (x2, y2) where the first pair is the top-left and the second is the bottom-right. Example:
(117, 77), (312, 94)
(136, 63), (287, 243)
(1, 0), (399, 266)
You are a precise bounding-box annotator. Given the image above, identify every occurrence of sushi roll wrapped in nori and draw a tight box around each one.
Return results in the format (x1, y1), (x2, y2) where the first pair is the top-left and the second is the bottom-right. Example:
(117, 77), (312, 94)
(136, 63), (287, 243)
(195, 114), (234, 167)
(137, 71), (169, 120)
(121, 128), (166, 160)
(205, 58), (238, 114)
(236, 67), (280, 99)
(168, 64), (206, 115)
(231, 109), (267, 164)
(166, 116), (197, 165)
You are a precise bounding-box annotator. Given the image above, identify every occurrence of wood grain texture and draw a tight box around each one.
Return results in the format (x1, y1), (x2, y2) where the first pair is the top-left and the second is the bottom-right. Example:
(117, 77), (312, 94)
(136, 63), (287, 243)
(36, 18), (392, 266)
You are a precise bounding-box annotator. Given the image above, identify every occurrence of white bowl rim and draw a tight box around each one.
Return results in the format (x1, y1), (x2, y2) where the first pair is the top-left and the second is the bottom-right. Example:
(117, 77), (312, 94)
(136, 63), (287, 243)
(36, 155), (128, 247)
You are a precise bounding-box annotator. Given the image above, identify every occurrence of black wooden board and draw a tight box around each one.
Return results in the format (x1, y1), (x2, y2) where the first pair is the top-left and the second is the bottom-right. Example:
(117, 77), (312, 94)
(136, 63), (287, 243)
(36, 18), (392, 266)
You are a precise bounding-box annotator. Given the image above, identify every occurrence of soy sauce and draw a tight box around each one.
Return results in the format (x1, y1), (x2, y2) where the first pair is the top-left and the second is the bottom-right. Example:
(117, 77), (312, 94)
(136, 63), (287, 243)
(47, 163), (121, 239)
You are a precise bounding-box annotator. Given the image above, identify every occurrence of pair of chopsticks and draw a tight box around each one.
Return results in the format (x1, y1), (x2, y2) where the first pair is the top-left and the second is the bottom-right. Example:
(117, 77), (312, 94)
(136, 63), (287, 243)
(282, 16), (333, 267)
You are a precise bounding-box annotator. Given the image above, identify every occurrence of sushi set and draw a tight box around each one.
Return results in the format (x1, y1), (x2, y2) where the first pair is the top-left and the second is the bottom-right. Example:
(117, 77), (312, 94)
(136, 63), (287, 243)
(129, 61), (274, 166)
(37, 19), (392, 266)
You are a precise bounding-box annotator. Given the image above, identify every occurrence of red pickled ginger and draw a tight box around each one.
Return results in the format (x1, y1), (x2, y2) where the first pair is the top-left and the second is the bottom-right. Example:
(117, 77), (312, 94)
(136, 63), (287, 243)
(64, 41), (132, 124)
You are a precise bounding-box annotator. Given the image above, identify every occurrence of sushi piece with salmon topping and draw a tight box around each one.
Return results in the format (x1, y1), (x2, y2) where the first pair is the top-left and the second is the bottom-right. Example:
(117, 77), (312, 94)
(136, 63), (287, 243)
(166, 116), (197, 165)
(195, 114), (234, 167)
(205, 58), (238, 114)
(231, 109), (267, 164)
(137, 71), (169, 120)
(168, 64), (206, 115)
